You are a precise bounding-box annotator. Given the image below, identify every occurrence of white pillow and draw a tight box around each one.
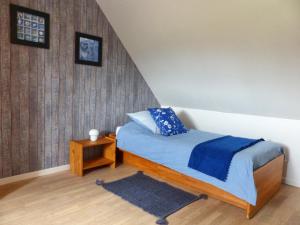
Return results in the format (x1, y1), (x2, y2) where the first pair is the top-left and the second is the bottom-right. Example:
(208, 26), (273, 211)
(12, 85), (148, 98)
(127, 111), (160, 134)
(116, 126), (122, 135)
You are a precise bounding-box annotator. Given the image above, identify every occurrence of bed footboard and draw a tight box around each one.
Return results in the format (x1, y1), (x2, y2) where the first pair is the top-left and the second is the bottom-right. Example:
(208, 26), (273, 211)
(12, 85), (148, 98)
(246, 154), (284, 218)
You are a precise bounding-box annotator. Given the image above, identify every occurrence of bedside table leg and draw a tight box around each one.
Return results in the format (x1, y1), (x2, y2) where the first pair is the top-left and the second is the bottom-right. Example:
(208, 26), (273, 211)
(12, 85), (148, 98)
(78, 147), (83, 176)
(110, 162), (116, 169)
(70, 142), (76, 174)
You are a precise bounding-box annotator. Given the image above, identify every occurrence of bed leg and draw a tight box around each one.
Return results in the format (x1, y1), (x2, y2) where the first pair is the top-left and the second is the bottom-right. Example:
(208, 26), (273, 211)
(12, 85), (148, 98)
(246, 205), (254, 219)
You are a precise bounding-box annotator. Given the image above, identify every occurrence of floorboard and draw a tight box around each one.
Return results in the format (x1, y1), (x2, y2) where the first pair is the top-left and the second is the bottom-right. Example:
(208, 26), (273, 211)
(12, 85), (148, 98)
(0, 165), (299, 225)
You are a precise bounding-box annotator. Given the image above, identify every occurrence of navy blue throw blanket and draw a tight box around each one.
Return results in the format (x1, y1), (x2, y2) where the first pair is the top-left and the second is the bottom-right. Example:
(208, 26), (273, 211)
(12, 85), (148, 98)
(188, 136), (264, 181)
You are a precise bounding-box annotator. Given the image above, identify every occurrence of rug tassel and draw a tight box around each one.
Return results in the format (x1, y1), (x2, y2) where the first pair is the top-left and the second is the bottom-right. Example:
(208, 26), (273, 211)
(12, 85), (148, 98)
(96, 179), (104, 186)
(199, 194), (208, 200)
(156, 218), (168, 225)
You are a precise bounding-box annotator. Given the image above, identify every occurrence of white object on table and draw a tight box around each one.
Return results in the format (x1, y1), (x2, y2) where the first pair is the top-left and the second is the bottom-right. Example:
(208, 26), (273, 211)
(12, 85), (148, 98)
(89, 129), (99, 141)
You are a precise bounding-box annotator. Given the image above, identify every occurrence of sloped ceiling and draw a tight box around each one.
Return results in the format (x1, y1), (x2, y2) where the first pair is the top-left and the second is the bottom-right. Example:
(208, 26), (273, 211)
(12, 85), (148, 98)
(97, 0), (300, 120)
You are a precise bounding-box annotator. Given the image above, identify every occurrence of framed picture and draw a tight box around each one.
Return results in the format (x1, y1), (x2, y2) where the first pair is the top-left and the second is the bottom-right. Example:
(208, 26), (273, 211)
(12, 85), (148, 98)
(10, 4), (50, 49)
(75, 32), (102, 67)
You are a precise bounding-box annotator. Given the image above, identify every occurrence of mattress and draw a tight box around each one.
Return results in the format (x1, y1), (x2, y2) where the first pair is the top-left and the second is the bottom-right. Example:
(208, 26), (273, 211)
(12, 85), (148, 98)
(117, 122), (283, 205)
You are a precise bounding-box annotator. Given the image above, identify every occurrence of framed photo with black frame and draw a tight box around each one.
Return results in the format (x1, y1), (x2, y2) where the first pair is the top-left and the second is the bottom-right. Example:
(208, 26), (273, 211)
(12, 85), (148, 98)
(10, 4), (50, 49)
(75, 32), (102, 67)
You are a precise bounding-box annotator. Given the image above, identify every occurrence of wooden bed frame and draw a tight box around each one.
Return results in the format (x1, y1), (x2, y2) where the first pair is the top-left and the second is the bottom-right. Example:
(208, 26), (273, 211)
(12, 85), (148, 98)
(118, 149), (284, 219)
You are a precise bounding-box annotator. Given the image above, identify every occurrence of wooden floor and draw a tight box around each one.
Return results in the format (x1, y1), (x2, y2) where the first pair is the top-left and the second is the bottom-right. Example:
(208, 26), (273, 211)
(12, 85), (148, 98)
(0, 165), (299, 225)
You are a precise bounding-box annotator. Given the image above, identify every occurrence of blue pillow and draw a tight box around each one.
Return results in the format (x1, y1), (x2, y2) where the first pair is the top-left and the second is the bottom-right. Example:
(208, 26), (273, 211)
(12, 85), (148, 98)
(148, 107), (188, 136)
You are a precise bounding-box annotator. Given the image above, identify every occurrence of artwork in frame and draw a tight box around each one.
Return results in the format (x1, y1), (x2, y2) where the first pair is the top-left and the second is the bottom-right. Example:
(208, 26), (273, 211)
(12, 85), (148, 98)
(10, 4), (50, 49)
(75, 32), (102, 67)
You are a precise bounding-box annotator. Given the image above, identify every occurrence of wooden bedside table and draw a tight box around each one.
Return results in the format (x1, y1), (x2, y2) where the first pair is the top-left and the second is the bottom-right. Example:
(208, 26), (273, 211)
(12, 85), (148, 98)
(69, 136), (116, 176)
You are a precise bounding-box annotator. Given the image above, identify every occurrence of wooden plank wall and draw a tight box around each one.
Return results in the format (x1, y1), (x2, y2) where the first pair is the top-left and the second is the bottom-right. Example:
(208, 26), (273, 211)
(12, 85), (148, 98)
(0, 0), (159, 178)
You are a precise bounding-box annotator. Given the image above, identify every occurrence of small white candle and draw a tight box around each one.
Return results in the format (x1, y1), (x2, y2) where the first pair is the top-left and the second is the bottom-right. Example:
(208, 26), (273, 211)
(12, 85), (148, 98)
(89, 129), (99, 141)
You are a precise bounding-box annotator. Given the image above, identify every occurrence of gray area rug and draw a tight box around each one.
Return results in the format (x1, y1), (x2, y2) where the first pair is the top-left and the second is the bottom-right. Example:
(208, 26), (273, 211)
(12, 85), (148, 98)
(96, 171), (207, 225)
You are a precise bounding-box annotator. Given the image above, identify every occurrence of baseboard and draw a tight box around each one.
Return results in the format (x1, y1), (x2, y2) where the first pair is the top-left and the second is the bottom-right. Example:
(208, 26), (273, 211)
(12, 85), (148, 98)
(0, 164), (70, 186)
(284, 177), (300, 188)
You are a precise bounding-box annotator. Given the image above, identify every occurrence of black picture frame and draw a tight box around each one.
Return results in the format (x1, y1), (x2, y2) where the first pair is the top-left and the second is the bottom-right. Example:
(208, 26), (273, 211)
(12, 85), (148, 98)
(10, 4), (50, 49)
(75, 32), (102, 67)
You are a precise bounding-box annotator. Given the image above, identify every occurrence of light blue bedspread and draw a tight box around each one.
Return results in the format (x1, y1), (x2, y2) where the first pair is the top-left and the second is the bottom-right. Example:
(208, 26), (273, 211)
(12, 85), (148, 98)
(117, 122), (283, 205)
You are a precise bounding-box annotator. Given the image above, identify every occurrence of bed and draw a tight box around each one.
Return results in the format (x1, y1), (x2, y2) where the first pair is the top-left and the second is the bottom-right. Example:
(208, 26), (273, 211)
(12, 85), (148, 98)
(116, 121), (284, 218)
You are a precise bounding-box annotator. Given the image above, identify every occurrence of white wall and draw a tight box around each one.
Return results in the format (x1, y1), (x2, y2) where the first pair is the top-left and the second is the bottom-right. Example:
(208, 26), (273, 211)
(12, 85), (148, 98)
(98, 0), (300, 120)
(168, 106), (300, 187)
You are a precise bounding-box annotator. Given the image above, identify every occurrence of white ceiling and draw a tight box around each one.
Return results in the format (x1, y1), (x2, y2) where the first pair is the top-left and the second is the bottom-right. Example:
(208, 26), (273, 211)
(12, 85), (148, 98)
(97, 0), (300, 119)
